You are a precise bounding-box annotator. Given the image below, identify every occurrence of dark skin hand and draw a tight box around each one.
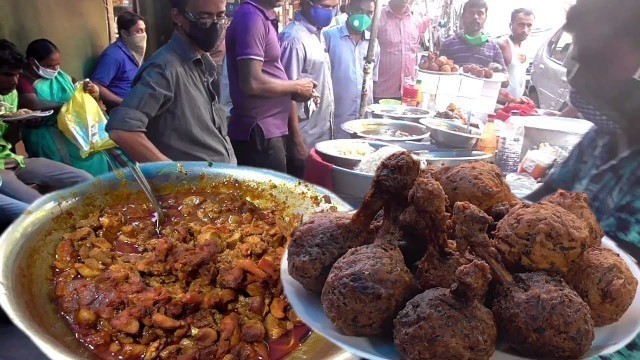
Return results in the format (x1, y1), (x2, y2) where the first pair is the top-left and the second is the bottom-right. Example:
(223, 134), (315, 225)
(96, 84), (123, 109)
(238, 59), (316, 101)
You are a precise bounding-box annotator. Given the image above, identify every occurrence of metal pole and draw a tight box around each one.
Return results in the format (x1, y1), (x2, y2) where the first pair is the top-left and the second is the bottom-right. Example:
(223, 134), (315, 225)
(358, 0), (384, 118)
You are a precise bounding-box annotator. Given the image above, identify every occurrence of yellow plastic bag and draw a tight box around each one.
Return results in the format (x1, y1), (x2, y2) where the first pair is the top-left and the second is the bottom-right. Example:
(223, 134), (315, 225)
(57, 83), (116, 158)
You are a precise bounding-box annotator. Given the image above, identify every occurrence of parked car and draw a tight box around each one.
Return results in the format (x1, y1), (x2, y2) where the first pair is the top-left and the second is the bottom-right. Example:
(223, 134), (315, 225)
(528, 27), (574, 111)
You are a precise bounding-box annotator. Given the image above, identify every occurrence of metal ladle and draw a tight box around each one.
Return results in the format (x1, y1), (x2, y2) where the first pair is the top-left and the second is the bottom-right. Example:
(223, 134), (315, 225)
(128, 163), (165, 232)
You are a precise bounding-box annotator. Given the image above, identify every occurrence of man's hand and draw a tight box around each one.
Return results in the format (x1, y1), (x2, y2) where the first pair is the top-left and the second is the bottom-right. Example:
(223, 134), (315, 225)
(292, 78), (317, 102)
(83, 81), (100, 100)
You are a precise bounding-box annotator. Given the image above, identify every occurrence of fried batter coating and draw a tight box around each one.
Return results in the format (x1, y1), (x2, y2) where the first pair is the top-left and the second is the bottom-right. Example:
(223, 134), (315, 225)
(493, 202), (590, 273)
(493, 272), (595, 359)
(544, 190), (604, 247)
(394, 261), (496, 360)
(351, 151), (420, 228)
(565, 247), (638, 326)
(287, 212), (373, 293)
(438, 162), (518, 213)
(321, 207), (417, 336)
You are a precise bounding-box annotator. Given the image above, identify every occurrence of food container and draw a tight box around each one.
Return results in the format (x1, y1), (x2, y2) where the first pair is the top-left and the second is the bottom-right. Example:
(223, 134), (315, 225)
(341, 119), (430, 145)
(0, 162), (353, 360)
(366, 104), (431, 123)
(413, 150), (492, 167)
(419, 118), (482, 149)
(314, 139), (400, 169)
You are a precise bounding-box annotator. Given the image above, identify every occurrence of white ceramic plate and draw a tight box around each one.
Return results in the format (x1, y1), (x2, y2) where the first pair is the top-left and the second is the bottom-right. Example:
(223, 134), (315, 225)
(0, 110), (53, 121)
(282, 237), (640, 360)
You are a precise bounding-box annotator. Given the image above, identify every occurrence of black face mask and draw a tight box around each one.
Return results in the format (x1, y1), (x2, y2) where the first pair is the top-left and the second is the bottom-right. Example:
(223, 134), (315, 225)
(184, 17), (224, 52)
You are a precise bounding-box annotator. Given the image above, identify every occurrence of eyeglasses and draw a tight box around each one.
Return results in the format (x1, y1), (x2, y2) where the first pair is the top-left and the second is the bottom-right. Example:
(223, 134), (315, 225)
(182, 11), (229, 28)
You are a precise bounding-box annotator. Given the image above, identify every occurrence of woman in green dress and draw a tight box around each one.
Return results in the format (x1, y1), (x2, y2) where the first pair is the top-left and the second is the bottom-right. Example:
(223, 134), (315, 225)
(17, 39), (113, 176)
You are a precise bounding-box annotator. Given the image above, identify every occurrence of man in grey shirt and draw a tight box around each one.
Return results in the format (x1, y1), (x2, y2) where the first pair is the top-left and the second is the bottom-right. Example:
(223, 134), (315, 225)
(279, 0), (337, 177)
(107, 0), (236, 164)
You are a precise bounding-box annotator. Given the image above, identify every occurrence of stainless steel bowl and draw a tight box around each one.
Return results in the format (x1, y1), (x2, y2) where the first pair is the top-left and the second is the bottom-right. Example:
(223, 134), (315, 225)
(414, 150), (493, 167)
(366, 104), (431, 123)
(420, 118), (481, 149)
(0, 162), (352, 360)
(341, 119), (430, 143)
(314, 139), (401, 169)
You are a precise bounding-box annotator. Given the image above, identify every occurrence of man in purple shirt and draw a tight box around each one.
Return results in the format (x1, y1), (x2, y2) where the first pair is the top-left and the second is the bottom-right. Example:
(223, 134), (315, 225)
(226, 0), (316, 173)
(439, 0), (506, 69)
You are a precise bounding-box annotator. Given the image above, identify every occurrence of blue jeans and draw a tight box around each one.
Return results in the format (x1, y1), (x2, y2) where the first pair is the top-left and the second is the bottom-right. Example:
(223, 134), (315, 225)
(0, 193), (28, 230)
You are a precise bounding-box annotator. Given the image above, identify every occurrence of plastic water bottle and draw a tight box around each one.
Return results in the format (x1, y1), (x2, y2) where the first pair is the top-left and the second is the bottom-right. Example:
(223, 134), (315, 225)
(477, 118), (497, 155)
(496, 119), (525, 173)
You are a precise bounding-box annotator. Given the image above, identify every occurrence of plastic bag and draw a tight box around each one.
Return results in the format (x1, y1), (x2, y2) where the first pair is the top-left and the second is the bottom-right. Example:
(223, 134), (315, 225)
(57, 82), (116, 158)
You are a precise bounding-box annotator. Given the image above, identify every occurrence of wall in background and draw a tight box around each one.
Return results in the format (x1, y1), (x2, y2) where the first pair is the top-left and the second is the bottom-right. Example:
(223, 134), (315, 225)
(0, 0), (110, 79)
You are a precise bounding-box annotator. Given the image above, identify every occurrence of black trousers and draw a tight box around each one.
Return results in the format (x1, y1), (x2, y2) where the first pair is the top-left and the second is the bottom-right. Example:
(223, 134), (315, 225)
(232, 126), (287, 173)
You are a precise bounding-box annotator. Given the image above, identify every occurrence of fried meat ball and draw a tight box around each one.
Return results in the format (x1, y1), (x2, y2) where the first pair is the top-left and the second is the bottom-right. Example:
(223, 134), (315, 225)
(544, 190), (604, 247)
(493, 272), (595, 359)
(493, 202), (590, 273)
(565, 247), (638, 326)
(321, 241), (416, 336)
(438, 162), (518, 214)
(287, 212), (373, 293)
(394, 261), (497, 360)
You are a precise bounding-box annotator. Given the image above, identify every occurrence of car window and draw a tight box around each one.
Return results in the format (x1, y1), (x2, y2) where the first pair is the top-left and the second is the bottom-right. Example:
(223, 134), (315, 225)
(549, 31), (573, 64)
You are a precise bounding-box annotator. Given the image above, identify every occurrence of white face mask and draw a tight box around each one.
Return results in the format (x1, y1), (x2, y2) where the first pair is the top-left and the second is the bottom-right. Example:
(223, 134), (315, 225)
(33, 59), (59, 79)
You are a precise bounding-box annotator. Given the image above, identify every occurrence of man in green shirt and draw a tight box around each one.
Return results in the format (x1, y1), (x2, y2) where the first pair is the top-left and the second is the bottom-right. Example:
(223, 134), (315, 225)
(0, 39), (92, 229)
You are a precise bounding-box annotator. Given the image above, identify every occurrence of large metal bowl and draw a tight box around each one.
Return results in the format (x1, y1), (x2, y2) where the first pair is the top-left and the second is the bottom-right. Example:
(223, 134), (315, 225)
(420, 118), (482, 149)
(0, 162), (353, 360)
(414, 150), (493, 167)
(366, 104), (431, 123)
(314, 139), (401, 169)
(341, 119), (430, 144)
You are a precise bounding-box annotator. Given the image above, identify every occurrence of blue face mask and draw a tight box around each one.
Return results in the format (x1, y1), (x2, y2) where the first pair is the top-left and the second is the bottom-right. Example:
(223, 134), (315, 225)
(308, 4), (335, 28)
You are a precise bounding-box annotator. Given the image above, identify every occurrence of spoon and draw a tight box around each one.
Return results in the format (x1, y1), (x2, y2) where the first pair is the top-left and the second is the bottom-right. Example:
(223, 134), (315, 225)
(128, 163), (165, 232)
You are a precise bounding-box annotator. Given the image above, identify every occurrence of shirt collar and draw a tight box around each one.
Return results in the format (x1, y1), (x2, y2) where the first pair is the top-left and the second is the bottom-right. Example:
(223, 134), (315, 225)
(245, 0), (278, 21)
(338, 23), (371, 40)
(169, 31), (201, 63)
(294, 11), (318, 34)
(383, 5), (411, 17)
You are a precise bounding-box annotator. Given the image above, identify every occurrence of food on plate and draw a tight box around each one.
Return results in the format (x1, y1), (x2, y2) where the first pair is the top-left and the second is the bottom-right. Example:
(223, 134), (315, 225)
(437, 162), (518, 213)
(52, 186), (307, 360)
(434, 103), (468, 125)
(393, 261), (497, 360)
(354, 146), (405, 174)
(410, 174), (477, 291)
(453, 202), (595, 360)
(462, 64), (495, 79)
(0, 108), (34, 117)
(287, 212), (373, 293)
(378, 107), (429, 117)
(333, 142), (376, 158)
(285, 160), (637, 359)
(322, 209), (417, 336)
(289, 151), (419, 294)
(543, 190), (604, 247)
(565, 247), (638, 326)
(359, 128), (412, 138)
(493, 202), (591, 274)
(418, 52), (459, 74)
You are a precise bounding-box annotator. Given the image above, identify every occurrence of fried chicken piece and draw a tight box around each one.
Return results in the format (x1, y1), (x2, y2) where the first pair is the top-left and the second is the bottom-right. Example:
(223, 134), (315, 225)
(565, 247), (638, 326)
(453, 202), (595, 359)
(438, 162), (518, 213)
(544, 190), (604, 247)
(493, 202), (591, 274)
(321, 206), (417, 336)
(410, 175), (475, 291)
(287, 213), (373, 293)
(351, 151), (420, 228)
(288, 152), (419, 294)
(394, 261), (496, 360)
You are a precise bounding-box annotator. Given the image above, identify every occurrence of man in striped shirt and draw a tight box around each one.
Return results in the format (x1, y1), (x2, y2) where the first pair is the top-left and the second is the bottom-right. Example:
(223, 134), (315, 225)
(439, 0), (505, 69)
(373, 0), (429, 102)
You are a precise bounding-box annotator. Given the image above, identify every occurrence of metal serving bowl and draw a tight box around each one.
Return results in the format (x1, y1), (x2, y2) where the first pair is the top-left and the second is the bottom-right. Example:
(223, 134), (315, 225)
(0, 162), (352, 360)
(314, 139), (401, 169)
(413, 150), (493, 167)
(366, 104), (431, 123)
(341, 119), (430, 144)
(419, 118), (482, 149)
